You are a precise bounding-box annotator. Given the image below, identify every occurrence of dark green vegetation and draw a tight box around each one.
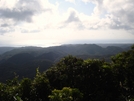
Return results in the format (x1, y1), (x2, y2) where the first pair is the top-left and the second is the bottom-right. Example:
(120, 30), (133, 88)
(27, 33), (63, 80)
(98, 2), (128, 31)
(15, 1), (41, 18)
(0, 44), (132, 82)
(0, 44), (134, 101)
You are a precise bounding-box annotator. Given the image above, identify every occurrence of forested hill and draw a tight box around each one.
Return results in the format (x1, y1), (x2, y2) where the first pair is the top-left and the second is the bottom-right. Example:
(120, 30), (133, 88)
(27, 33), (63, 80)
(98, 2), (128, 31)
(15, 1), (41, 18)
(0, 44), (132, 82)
(0, 45), (134, 101)
(0, 44), (132, 60)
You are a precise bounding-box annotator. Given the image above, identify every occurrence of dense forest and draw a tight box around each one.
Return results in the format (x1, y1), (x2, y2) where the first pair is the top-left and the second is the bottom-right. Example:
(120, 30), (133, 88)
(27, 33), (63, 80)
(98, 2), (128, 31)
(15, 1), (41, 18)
(0, 44), (134, 101)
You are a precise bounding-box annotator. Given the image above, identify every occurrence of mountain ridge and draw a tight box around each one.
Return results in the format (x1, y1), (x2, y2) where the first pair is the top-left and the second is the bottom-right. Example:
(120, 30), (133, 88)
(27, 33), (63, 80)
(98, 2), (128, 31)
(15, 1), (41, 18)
(0, 44), (133, 82)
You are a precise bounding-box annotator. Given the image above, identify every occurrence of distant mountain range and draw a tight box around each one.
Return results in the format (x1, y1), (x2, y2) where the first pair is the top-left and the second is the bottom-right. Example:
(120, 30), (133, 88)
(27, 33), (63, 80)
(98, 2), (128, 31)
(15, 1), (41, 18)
(0, 44), (133, 82)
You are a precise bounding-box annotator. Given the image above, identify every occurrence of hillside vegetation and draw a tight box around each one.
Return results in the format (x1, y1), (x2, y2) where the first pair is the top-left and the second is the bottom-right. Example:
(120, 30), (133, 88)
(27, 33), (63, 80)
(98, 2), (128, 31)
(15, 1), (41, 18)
(0, 44), (134, 101)
(0, 44), (132, 82)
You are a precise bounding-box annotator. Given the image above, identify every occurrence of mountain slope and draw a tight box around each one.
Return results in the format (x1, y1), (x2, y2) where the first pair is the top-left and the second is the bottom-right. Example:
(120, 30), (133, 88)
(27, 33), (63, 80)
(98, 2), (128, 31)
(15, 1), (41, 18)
(0, 44), (132, 82)
(0, 47), (15, 54)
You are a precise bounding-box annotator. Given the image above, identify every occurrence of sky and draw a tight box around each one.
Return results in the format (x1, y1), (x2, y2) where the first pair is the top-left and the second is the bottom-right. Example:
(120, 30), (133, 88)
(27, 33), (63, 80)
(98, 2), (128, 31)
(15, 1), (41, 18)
(0, 0), (134, 47)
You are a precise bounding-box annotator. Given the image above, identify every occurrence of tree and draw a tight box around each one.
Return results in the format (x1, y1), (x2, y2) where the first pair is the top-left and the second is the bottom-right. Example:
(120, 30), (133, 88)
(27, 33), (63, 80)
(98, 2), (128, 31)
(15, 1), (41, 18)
(49, 87), (83, 101)
(31, 68), (51, 101)
(46, 55), (84, 89)
(0, 76), (20, 101)
(18, 78), (32, 101)
(46, 55), (119, 101)
(111, 44), (134, 100)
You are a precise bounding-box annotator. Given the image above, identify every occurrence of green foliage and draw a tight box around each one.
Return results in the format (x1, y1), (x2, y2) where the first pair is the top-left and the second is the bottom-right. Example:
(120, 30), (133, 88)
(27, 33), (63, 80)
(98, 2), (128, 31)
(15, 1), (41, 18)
(0, 76), (20, 101)
(14, 95), (23, 101)
(0, 69), (51, 101)
(111, 45), (134, 100)
(49, 87), (83, 101)
(46, 55), (119, 101)
(131, 44), (134, 49)
(31, 68), (51, 101)
(18, 78), (32, 101)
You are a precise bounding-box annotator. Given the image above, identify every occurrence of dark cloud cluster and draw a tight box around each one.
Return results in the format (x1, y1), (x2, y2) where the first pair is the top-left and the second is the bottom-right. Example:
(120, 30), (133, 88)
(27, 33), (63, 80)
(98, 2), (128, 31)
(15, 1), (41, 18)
(65, 11), (80, 23)
(0, 0), (42, 23)
(0, 23), (9, 27)
(61, 11), (85, 30)
(0, 0), (46, 34)
(107, 16), (133, 30)
(0, 8), (34, 22)
(110, 7), (134, 31)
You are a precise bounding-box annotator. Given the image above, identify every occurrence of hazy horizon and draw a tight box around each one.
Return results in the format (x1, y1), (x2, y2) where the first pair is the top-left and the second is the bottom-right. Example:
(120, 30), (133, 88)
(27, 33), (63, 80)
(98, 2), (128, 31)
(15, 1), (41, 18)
(0, 39), (134, 47)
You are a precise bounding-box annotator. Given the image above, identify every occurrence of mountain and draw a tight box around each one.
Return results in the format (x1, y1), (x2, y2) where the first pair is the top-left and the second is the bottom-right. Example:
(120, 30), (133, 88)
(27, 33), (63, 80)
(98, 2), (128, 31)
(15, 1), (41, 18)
(36, 51), (64, 62)
(0, 44), (132, 82)
(0, 53), (53, 82)
(0, 46), (42, 61)
(7, 53), (34, 65)
(0, 47), (15, 54)
(97, 44), (133, 48)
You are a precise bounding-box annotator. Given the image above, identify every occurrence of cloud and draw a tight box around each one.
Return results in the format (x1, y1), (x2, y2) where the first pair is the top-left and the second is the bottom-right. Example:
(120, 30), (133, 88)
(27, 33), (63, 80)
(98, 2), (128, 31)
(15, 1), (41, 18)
(21, 29), (40, 33)
(0, 0), (41, 22)
(0, 23), (9, 27)
(21, 29), (29, 33)
(0, 0), (133, 32)
(0, 29), (8, 35)
(65, 0), (75, 4)
(104, 0), (134, 31)
(82, 0), (134, 31)
(0, 0), (53, 23)
(30, 30), (40, 33)
(0, 0), (56, 34)
(0, 27), (15, 34)
(0, 8), (34, 22)
(0, 0), (134, 46)
(65, 11), (80, 23)
(59, 8), (85, 30)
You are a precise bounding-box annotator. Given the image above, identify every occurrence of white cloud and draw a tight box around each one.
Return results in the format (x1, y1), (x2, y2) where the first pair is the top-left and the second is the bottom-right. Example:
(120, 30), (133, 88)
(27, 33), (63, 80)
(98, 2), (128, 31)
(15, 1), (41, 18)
(82, 0), (134, 31)
(0, 0), (17, 9)
(0, 0), (134, 46)
(1, 0), (133, 31)
(103, 0), (134, 29)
